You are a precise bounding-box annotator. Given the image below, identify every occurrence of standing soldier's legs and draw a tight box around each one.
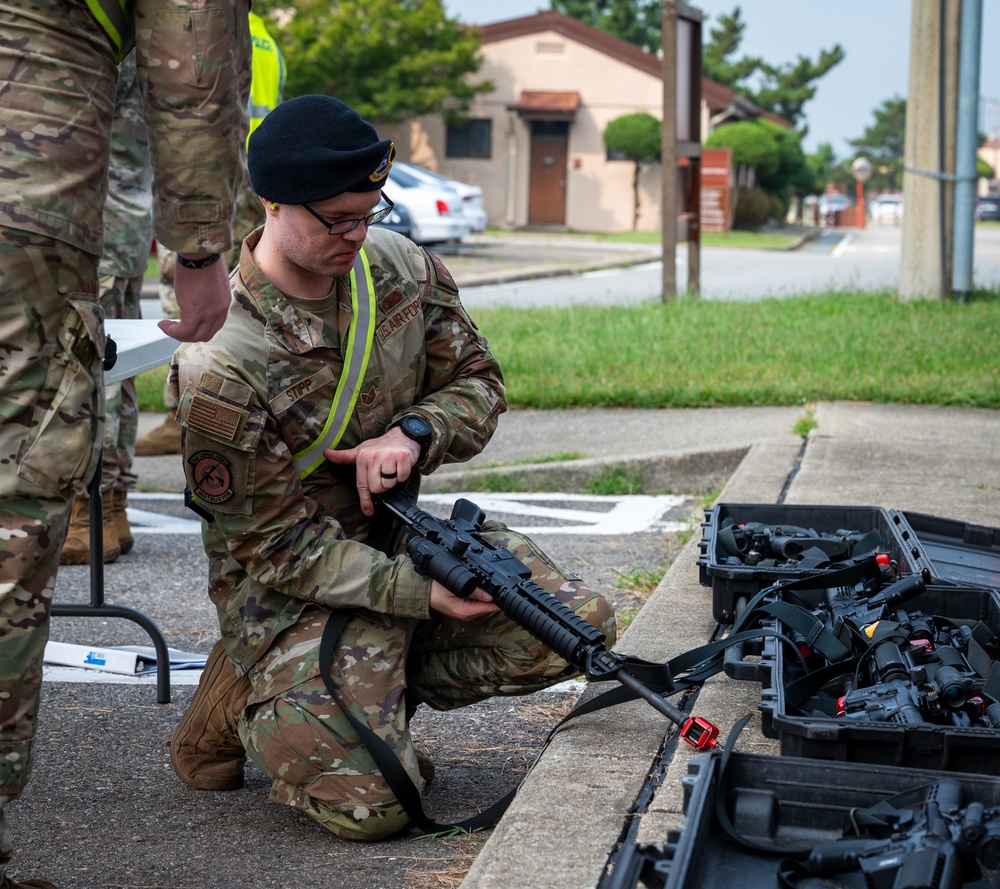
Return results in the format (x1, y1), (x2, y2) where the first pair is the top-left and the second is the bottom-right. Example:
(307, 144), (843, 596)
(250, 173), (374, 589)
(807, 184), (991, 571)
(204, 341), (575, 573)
(61, 274), (129, 565)
(0, 229), (103, 853)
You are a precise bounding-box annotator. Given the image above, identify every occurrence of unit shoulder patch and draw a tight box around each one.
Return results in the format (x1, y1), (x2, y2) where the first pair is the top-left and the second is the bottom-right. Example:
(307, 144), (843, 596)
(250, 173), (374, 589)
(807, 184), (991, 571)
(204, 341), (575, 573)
(188, 450), (235, 504)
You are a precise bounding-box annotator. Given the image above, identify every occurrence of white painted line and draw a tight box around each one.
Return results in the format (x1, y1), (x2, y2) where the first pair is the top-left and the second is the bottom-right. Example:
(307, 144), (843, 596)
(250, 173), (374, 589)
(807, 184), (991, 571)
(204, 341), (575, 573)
(832, 232), (855, 257)
(125, 492), (696, 536)
(127, 507), (201, 534)
(418, 492), (693, 535)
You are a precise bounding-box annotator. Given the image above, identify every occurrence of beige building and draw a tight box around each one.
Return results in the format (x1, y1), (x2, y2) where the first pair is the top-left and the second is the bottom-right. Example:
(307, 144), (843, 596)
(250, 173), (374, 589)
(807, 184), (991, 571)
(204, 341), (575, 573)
(392, 10), (775, 234)
(978, 138), (1000, 194)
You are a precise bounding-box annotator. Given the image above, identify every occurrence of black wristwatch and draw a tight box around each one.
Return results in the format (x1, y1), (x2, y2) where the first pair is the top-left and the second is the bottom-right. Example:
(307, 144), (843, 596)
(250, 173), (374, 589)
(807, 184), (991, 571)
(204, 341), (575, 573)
(176, 252), (222, 270)
(391, 414), (433, 463)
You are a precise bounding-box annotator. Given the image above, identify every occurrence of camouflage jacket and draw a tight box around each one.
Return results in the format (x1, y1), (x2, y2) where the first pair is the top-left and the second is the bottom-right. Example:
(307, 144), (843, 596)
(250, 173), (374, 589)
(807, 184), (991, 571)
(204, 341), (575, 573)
(171, 226), (507, 672)
(0, 0), (250, 257)
(100, 51), (154, 280)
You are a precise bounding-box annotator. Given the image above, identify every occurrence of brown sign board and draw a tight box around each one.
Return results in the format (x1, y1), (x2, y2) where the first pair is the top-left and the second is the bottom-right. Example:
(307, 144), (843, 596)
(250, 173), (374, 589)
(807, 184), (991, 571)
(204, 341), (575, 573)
(700, 147), (732, 233)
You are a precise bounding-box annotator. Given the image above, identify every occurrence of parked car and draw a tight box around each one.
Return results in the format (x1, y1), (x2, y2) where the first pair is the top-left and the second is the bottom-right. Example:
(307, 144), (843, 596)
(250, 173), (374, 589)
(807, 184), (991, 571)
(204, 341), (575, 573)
(378, 165), (471, 245)
(817, 193), (853, 226)
(818, 193), (852, 215)
(975, 195), (1000, 222)
(869, 193), (904, 225)
(393, 161), (488, 232)
(372, 197), (414, 239)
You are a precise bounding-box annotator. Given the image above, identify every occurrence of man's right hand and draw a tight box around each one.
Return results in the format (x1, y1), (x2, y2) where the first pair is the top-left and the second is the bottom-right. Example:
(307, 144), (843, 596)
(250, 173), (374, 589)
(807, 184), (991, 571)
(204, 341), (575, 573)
(159, 259), (232, 342)
(429, 580), (499, 622)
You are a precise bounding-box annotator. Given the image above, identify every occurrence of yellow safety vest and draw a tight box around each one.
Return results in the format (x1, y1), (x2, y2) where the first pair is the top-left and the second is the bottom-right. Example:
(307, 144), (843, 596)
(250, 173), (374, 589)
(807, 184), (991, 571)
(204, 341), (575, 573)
(292, 249), (377, 479)
(248, 12), (285, 144)
(85, 0), (132, 60)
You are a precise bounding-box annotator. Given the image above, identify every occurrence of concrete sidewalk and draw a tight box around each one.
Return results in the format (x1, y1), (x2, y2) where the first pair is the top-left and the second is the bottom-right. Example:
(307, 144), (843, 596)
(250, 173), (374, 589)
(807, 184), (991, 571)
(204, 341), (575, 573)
(459, 401), (1000, 889)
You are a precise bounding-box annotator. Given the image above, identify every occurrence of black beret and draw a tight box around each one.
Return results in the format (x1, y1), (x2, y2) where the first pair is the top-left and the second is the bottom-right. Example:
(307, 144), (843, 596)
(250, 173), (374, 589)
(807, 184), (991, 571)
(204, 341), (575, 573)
(248, 95), (395, 204)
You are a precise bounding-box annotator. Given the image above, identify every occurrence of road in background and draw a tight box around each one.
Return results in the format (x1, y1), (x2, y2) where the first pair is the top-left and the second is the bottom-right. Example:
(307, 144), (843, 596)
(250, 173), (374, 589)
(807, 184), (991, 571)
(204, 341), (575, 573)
(142, 227), (1000, 319)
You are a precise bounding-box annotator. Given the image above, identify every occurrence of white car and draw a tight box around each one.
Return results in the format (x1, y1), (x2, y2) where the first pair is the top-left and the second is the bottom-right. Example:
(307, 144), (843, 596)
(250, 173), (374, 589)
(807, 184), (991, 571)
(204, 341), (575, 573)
(393, 162), (488, 232)
(869, 194), (903, 225)
(381, 165), (471, 245)
(818, 193), (852, 215)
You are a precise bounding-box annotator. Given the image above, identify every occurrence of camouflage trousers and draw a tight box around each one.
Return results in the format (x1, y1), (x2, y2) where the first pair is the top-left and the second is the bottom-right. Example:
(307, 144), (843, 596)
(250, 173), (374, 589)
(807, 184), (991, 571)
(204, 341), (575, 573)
(237, 523), (617, 841)
(0, 228), (104, 797)
(99, 274), (141, 493)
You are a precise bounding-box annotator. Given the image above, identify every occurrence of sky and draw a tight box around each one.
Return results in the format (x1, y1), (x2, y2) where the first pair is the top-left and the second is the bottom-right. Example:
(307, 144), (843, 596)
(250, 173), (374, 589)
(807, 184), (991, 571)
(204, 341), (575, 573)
(442, 0), (1000, 160)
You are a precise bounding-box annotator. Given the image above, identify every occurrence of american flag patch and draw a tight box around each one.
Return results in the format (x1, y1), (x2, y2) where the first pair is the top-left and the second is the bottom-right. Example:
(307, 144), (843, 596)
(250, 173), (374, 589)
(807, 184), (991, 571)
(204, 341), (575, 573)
(188, 393), (243, 441)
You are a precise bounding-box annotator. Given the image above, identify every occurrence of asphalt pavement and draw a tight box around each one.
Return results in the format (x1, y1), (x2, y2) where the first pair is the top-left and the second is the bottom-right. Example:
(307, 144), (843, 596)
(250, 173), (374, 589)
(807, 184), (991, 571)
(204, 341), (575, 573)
(7, 230), (1000, 889)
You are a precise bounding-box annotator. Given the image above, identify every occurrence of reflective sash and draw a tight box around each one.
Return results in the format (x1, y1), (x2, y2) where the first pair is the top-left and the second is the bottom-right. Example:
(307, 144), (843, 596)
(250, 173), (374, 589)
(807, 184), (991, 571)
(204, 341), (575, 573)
(85, 0), (133, 60)
(292, 249), (376, 479)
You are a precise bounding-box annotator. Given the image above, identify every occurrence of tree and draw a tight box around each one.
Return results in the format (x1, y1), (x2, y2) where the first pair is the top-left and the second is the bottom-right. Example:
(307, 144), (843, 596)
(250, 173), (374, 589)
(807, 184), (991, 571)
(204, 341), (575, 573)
(259, 0), (491, 123)
(703, 6), (844, 127)
(706, 117), (810, 224)
(704, 119), (778, 189)
(846, 96), (906, 193)
(552, 0), (662, 52)
(703, 7), (760, 89)
(603, 112), (661, 230)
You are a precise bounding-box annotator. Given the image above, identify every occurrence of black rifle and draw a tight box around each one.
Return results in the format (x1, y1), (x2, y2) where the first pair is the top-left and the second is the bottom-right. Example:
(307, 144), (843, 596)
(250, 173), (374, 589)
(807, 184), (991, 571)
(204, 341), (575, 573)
(786, 778), (1000, 889)
(377, 487), (719, 750)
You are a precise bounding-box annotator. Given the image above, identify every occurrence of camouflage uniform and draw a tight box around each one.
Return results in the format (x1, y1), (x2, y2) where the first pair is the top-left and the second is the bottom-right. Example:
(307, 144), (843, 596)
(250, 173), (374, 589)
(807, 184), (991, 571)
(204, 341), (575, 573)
(100, 51), (154, 495)
(0, 0), (250, 818)
(171, 226), (616, 839)
(154, 11), (280, 407)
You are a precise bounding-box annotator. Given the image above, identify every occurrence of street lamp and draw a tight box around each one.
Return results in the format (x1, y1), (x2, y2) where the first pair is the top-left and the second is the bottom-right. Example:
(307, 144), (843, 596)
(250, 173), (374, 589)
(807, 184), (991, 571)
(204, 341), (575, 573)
(851, 157), (873, 229)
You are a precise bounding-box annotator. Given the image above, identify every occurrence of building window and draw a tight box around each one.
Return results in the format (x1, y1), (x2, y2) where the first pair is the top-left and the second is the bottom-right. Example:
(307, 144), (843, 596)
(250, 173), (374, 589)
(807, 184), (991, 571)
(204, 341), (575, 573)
(446, 119), (491, 158)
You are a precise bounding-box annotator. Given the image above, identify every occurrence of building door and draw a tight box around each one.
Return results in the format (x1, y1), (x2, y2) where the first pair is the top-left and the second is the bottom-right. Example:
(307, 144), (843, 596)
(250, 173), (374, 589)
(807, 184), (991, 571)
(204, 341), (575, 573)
(528, 121), (569, 225)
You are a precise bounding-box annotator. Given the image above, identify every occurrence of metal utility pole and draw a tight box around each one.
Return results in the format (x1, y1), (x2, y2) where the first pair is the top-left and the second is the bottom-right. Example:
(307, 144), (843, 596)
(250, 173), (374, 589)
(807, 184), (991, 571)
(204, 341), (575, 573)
(661, 2), (702, 302)
(952, 0), (982, 301)
(661, 1), (677, 301)
(900, 0), (961, 301)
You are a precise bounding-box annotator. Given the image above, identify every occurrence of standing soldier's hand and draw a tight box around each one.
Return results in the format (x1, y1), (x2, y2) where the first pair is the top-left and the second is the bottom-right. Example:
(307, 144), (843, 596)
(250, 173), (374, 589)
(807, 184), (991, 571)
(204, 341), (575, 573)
(159, 257), (232, 342)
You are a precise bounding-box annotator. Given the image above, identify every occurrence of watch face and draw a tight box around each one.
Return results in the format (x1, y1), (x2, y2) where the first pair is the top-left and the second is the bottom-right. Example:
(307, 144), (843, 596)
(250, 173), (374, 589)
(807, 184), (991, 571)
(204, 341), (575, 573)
(401, 415), (432, 442)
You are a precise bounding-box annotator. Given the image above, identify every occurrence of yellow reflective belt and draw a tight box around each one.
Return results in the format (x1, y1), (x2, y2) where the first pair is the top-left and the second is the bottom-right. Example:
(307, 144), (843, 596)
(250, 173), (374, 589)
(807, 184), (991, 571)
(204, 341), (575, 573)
(85, 0), (133, 60)
(293, 249), (377, 479)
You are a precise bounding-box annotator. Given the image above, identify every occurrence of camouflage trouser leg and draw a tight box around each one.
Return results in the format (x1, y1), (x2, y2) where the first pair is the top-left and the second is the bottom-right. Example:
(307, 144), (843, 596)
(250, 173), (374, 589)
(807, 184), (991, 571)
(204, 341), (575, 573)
(98, 273), (142, 492)
(239, 524), (616, 841)
(0, 229), (103, 798)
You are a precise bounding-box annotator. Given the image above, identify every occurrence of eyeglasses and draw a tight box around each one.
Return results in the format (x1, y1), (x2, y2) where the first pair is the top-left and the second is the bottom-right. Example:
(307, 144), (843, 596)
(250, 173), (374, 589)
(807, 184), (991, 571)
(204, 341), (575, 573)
(301, 193), (394, 235)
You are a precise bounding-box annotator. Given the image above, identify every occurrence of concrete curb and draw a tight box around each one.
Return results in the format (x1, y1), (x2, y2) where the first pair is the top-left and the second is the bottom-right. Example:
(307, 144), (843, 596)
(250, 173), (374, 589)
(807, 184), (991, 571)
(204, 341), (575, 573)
(459, 437), (801, 889)
(425, 448), (749, 497)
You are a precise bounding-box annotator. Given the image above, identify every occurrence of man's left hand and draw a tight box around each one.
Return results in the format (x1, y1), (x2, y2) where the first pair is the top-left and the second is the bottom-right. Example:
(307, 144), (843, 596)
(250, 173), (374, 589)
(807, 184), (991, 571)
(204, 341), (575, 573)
(324, 427), (421, 515)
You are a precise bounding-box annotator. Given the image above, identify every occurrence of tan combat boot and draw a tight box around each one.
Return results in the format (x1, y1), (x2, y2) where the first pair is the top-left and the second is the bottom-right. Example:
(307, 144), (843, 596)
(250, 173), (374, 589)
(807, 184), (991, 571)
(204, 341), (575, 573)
(135, 417), (182, 456)
(59, 495), (121, 565)
(170, 639), (250, 791)
(110, 489), (133, 555)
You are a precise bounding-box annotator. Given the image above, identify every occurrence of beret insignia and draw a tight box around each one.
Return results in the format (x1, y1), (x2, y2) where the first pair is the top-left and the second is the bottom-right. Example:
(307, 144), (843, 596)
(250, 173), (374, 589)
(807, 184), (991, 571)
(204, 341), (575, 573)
(370, 143), (395, 184)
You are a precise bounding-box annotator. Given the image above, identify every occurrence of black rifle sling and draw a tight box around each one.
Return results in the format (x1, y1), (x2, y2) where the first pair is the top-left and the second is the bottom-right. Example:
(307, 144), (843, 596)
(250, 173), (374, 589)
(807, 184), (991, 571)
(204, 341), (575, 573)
(319, 609), (514, 834)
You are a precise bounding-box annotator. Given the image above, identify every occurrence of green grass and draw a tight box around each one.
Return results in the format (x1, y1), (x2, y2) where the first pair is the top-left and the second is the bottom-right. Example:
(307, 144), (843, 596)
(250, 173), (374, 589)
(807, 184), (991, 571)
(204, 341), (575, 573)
(136, 289), (1000, 412)
(475, 290), (1000, 409)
